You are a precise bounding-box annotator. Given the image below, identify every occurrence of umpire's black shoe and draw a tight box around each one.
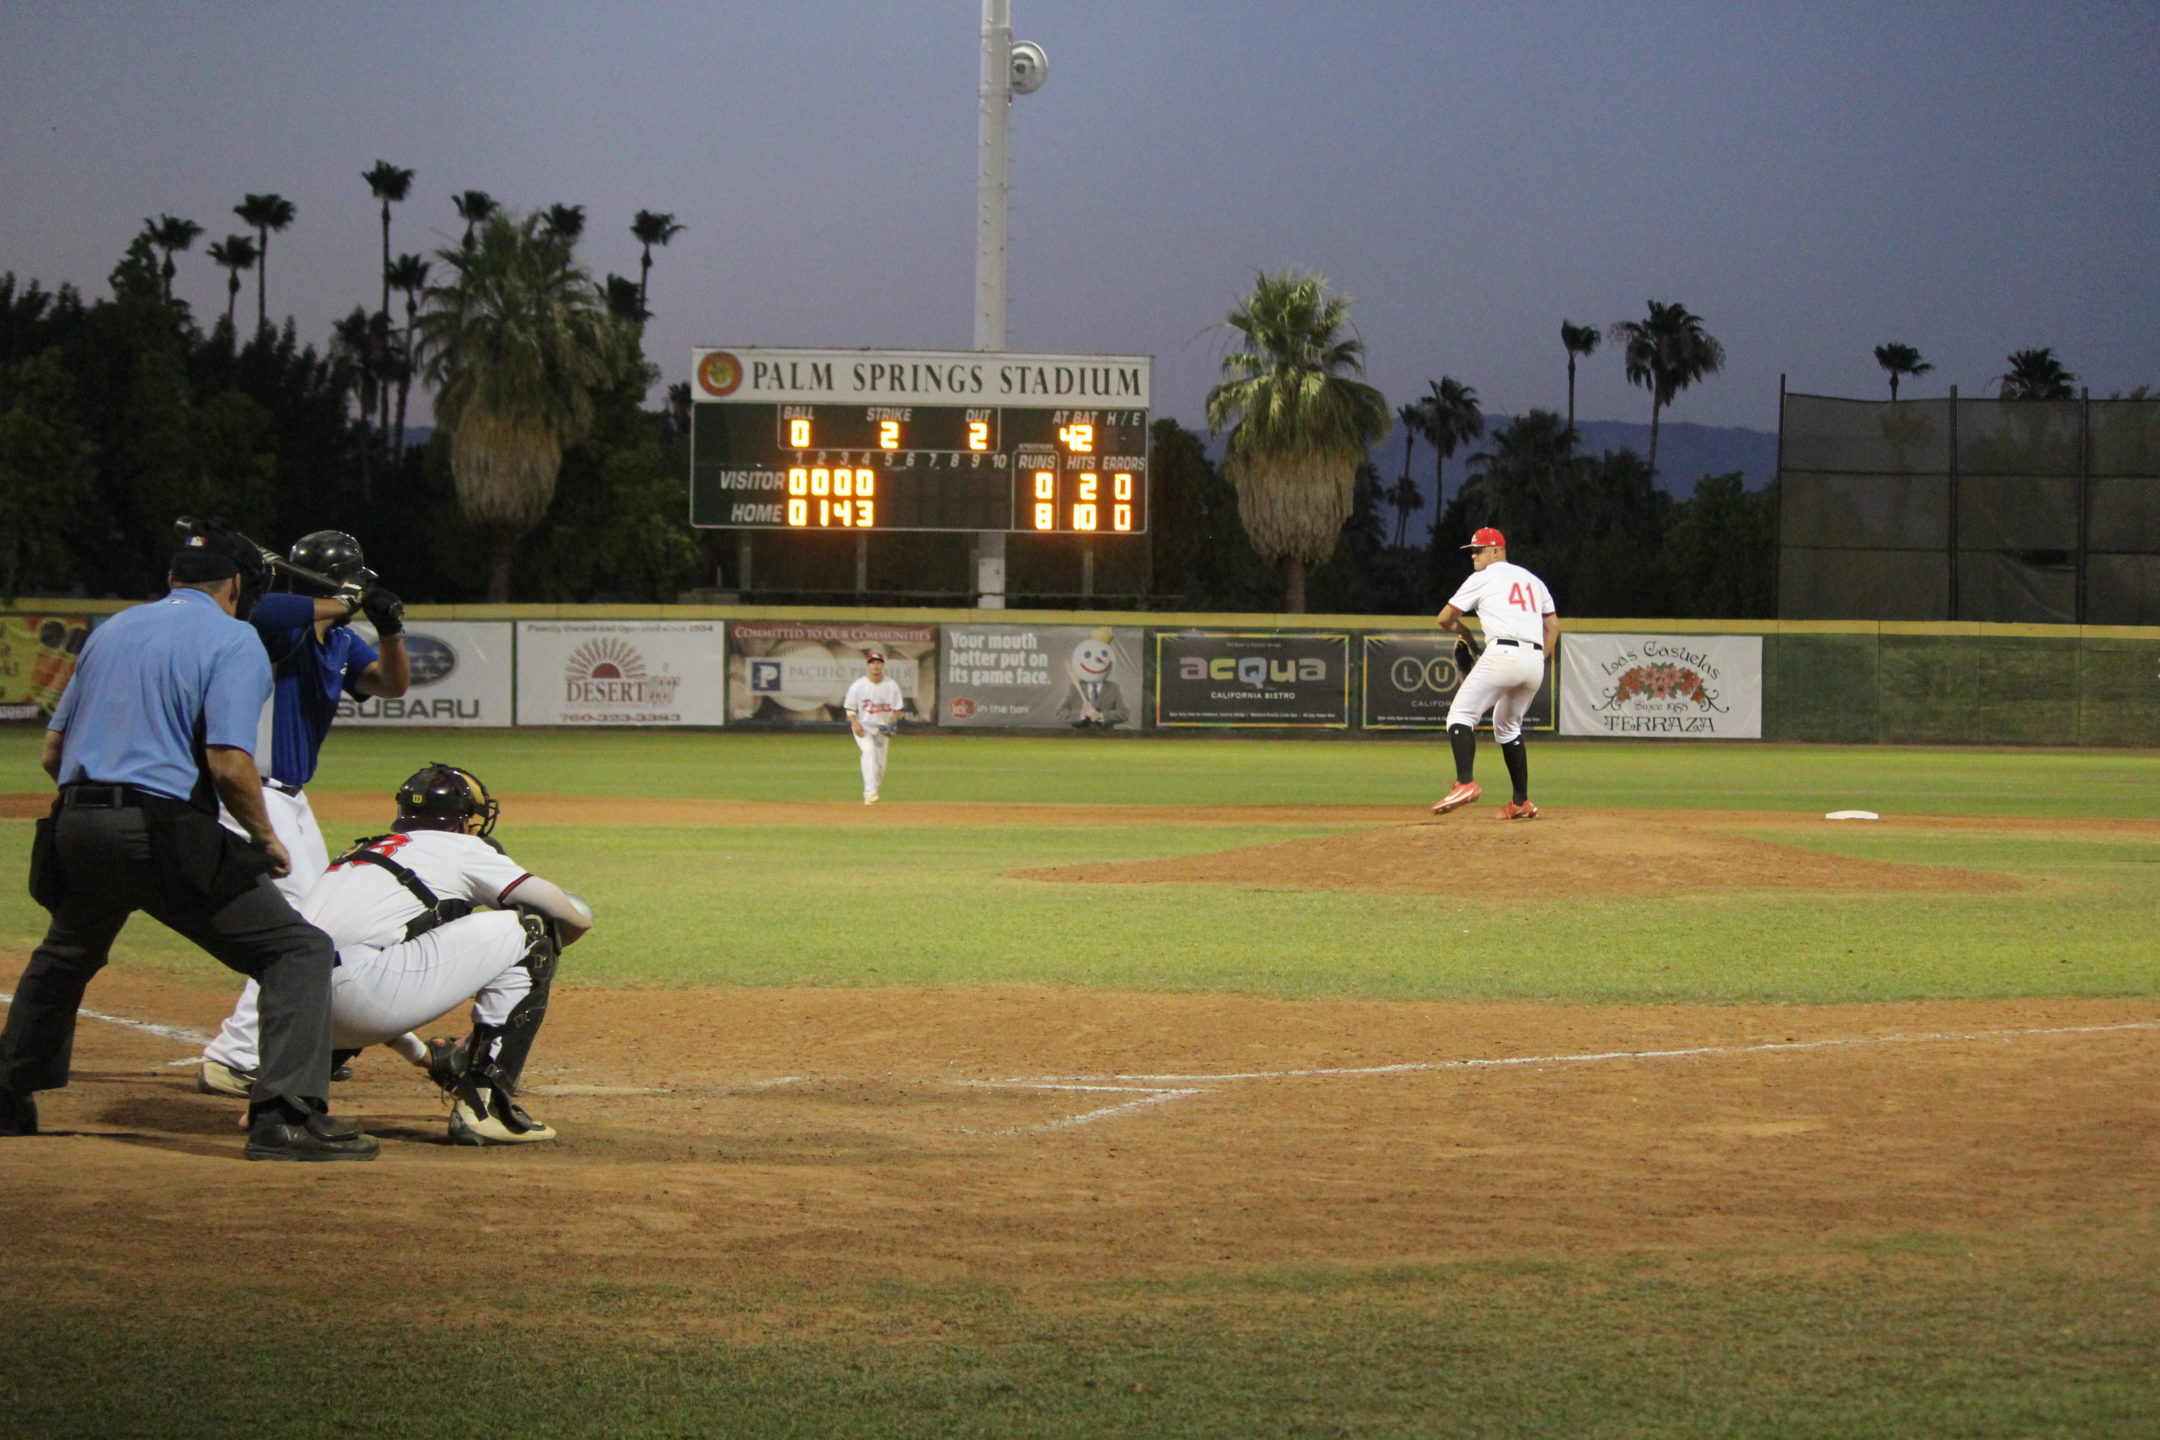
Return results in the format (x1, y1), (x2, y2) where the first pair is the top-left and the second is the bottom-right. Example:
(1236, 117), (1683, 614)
(244, 1101), (379, 1162)
(0, 1087), (36, 1137)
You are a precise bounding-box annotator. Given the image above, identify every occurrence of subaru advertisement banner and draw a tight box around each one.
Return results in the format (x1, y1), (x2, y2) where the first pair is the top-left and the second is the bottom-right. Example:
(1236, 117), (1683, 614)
(726, 621), (935, 726)
(515, 620), (726, 726)
(1362, 633), (1554, 731)
(942, 624), (1144, 728)
(338, 621), (513, 727)
(1155, 632), (1350, 727)
(1559, 633), (1763, 737)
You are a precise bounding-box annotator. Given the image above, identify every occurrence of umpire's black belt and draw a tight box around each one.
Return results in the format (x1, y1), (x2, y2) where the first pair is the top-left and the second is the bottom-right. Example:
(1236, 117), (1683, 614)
(1493, 638), (1543, 651)
(59, 782), (157, 809)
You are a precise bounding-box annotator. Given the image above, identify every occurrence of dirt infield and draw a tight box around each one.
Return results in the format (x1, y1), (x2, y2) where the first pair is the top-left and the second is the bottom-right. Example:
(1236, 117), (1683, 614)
(1, 797), (2154, 1316)
(2, 967), (2154, 1310)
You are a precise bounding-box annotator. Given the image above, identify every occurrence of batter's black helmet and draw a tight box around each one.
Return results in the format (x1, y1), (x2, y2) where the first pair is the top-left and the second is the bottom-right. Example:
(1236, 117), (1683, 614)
(393, 763), (500, 837)
(288, 530), (367, 596)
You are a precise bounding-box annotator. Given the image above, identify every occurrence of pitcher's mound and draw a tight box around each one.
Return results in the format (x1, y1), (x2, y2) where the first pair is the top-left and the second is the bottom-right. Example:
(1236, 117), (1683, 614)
(1012, 810), (2020, 900)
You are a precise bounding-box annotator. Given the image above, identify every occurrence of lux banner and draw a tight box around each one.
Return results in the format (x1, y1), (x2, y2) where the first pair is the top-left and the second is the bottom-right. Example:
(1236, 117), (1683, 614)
(1362, 633), (1554, 730)
(1558, 633), (1763, 738)
(1155, 632), (1350, 727)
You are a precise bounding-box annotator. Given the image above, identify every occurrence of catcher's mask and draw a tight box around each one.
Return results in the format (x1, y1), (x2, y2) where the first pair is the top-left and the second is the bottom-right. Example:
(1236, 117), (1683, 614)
(393, 763), (499, 837)
(288, 530), (369, 597)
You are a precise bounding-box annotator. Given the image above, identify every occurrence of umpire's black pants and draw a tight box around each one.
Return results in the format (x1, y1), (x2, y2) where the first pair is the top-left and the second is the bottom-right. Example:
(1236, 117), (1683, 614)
(1, 805), (336, 1105)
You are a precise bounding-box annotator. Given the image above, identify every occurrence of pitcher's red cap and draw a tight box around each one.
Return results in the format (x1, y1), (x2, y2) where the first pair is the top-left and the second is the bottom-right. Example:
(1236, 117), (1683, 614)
(1463, 527), (1506, 549)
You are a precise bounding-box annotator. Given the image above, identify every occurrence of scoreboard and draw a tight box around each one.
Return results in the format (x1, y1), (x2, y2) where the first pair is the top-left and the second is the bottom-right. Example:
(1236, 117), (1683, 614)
(689, 347), (1150, 534)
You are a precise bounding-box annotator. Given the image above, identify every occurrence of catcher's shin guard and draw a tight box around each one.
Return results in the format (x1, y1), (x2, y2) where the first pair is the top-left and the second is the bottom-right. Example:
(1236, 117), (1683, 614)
(484, 910), (561, 1094)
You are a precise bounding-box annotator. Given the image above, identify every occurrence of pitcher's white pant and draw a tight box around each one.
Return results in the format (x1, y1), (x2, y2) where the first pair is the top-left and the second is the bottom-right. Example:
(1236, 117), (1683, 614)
(854, 728), (889, 798)
(1446, 643), (1547, 743)
(207, 910), (534, 1072)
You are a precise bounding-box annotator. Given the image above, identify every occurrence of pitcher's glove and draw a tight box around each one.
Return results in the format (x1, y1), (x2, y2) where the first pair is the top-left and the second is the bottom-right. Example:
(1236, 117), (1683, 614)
(1453, 634), (1483, 672)
(361, 585), (404, 637)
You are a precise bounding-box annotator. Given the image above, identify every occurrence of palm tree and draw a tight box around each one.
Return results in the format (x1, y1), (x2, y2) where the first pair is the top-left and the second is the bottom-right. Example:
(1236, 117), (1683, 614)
(144, 214), (203, 304)
(1415, 376), (1485, 509)
(333, 306), (396, 494)
(1561, 321), (1600, 431)
(453, 190), (498, 250)
(1998, 348), (2076, 400)
(233, 193), (296, 330)
(414, 211), (637, 601)
(1384, 472), (1425, 550)
(363, 160), (414, 320)
(1204, 270), (1389, 613)
(630, 209), (685, 311)
(604, 274), (648, 324)
(1390, 402), (1423, 547)
(541, 204), (586, 244)
(1610, 300), (1724, 479)
(1873, 342), (1932, 401)
(385, 252), (431, 454)
(205, 234), (257, 329)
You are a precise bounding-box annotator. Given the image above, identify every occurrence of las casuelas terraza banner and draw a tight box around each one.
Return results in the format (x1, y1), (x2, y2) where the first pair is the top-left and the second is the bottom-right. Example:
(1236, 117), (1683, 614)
(1558, 633), (1763, 738)
(1155, 632), (1350, 727)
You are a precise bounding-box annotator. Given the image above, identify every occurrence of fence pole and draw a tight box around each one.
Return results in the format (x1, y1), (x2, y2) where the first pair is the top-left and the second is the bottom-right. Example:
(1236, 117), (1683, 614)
(2077, 387), (2090, 624)
(1947, 385), (1960, 621)
(1772, 374), (1785, 620)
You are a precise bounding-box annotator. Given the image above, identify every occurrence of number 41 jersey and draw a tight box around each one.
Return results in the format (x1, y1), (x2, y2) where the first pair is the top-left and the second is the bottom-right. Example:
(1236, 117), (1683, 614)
(1445, 561), (1555, 647)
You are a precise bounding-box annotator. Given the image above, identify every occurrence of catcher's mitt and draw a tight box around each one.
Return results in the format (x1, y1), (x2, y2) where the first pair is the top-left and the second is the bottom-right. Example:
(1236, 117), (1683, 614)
(1453, 634), (1483, 672)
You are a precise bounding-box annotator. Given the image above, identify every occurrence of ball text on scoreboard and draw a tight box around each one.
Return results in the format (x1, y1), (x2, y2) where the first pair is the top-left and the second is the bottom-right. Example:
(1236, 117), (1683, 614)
(688, 347), (1151, 535)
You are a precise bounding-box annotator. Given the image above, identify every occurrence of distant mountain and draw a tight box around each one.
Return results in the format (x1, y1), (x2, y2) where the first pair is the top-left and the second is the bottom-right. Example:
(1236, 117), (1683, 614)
(1367, 414), (1778, 518)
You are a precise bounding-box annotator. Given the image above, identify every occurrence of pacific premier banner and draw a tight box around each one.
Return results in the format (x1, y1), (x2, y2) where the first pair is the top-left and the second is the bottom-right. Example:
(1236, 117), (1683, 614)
(1559, 633), (1763, 738)
(1362, 633), (1554, 731)
(516, 620), (726, 726)
(942, 624), (1144, 728)
(337, 621), (513, 727)
(1155, 632), (1350, 727)
(727, 621), (935, 726)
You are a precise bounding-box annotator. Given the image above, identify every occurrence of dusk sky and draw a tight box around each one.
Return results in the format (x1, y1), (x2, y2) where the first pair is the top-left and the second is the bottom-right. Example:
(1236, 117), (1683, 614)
(4, 2), (2156, 437)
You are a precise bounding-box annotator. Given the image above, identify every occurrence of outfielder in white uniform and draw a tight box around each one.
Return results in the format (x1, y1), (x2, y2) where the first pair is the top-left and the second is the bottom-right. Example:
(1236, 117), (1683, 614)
(202, 763), (596, 1145)
(844, 651), (906, 804)
(1432, 527), (1559, 819)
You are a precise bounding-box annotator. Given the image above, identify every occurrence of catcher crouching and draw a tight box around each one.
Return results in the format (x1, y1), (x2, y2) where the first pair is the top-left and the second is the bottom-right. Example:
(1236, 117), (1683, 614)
(200, 763), (595, 1145)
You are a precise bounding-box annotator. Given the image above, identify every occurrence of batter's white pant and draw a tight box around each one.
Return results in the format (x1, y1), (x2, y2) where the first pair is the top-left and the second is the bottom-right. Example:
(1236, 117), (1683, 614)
(218, 785), (328, 907)
(1446, 642), (1547, 744)
(854, 728), (889, 798)
(206, 910), (535, 1073)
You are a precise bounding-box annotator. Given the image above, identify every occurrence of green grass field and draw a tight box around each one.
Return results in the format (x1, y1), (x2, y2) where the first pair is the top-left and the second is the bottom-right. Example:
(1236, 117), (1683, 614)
(3, 727), (2156, 1438)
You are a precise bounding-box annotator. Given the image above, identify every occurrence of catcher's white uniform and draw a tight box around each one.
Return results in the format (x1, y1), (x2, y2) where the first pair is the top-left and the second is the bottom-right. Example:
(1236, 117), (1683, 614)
(1444, 560), (1555, 743)
(205, 830), (561, 1071)
(844, 673), (905, 800)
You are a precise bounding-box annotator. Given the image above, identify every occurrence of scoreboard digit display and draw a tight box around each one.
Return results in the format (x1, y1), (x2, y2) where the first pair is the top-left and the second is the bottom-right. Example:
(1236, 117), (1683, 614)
(689, 347), (1150, 534)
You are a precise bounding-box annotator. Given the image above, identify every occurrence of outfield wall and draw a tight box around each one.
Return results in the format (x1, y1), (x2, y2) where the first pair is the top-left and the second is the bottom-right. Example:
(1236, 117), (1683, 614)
(3, 602), (2154, 746)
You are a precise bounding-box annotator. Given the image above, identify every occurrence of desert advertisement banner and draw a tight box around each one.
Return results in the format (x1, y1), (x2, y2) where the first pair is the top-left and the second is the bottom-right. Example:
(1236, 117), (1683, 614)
(727, 622), (934, 726)
(1155, 632), (1350, 727)
(0, 613), (92, 720)
(941, 624), (1144, 728)
(1362, 633), (1554, 731)
(337, 621), (514, 727)
(1559, 633), (1763, 738)
(516, 621), (726, 726)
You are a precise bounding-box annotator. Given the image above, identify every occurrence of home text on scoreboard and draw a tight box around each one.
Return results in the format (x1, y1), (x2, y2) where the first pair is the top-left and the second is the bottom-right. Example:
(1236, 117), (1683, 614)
(688, 347), (1151, 534)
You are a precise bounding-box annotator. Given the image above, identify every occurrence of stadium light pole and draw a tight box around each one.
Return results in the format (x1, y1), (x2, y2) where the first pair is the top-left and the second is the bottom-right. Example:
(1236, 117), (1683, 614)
(972, 0), (1046, 608)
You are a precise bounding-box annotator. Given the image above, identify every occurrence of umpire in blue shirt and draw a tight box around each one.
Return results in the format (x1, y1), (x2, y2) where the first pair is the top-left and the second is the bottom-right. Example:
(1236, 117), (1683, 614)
(0, 546), (377, 1160)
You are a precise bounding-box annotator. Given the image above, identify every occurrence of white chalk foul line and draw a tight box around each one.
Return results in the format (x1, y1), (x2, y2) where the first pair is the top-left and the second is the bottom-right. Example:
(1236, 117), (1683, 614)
(960, 1083), (1202, 1135)
(0, 990), (216, 1049)
(974, 1021), (2160, 1131)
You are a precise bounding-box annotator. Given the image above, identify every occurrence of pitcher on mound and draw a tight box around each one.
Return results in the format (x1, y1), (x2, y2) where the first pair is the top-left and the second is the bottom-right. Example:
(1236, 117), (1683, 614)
(1432, 528), (1558, 820)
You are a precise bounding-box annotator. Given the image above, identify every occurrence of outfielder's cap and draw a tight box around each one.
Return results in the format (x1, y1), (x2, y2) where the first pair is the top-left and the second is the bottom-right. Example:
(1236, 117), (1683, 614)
(1463, 527), (1507, 550)
(865, 650), (885, 663)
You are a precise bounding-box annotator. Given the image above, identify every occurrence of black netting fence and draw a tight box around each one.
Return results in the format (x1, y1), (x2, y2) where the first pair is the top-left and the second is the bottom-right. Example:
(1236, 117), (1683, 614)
(1777, 391), (2160, 623)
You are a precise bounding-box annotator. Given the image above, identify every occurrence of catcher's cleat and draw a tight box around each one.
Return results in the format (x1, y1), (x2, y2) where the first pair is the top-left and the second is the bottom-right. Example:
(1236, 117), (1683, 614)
(1431, 781), (1481, 815)
(1499, 800), (1540, 820)
(196, 1059), (255, 1098)
(449, 1090), (556, 1146)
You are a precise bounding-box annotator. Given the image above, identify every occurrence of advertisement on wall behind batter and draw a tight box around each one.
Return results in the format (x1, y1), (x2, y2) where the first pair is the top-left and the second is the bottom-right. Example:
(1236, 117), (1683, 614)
(0, 613), (91, 720)
(1558, 633), (1763, 738)
(727, 622), (935, 726)
(1155, 632), (1350, 727)
(338, 621), (513, 727)
(516, 621), (726, 726)
(1362, 633), (1554, 731)
(942, 624), (1144, 728)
